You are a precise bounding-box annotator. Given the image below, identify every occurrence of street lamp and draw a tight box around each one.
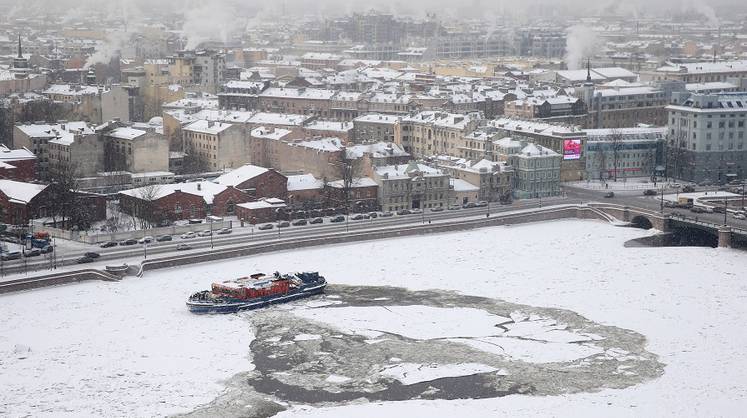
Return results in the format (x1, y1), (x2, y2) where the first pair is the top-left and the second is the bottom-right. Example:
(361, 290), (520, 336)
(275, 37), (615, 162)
(724, 195), (728, 226)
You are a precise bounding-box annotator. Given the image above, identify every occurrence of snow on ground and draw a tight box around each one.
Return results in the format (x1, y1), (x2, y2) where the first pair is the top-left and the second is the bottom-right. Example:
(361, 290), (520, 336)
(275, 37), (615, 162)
(3, 219), (747, 417)
(0, 271), (253, 417)
(663, 191), (738, 202)
(567, 178), (674, 191)
(379, 362), (498, 385)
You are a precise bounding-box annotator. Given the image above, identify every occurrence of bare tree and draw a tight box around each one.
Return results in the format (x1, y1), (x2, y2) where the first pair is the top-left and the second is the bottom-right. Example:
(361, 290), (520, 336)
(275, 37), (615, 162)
(46, 163), (80, 229)
(128, 184), (163, 229)
(666, 129), (688, 181)
(609, 129), (625, 182)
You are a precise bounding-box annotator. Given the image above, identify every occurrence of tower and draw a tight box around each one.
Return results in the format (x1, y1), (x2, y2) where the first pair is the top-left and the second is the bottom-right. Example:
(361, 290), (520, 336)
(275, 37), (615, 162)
(11, 33), (30, 79)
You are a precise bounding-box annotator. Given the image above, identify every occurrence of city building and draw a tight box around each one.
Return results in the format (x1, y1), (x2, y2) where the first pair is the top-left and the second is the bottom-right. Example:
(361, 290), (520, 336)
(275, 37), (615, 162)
(182, 120), (248, 171)
(508, 143), (562, 199)
(214, 164), (288, 199)
(583, 127), (666, 181)
(665, 92), (747, 183)
(372, 161), (450, 212)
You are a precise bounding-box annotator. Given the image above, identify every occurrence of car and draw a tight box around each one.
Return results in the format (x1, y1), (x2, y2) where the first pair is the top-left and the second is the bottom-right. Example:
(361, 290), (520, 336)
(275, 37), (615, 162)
(330, 215), (345, 223)
(198, 230), (212, 237)
(309, 217), (324, 224)
(448, 205), (461, 211)
(188, 219), (203, 224)
(277, 221), (290, 228)
(292, 219), (308, 226)
(156, 235), (173, 242)
(137, 236), (154, 244)
(604, 192), (615, 198)
(258, 223), (274, 230)
(100, 241), (118, 248)
(475, 201), (489, 208)
(119, 239), (138, 246)
(410, 209), (422, 215)
(41, 245), (53, 254)
(462, 202), (477, 209)
(176, 243), (192, 251)
(396, 209), (412, 215)
(1, 251), (21, 261)
(351, 214), (365, 221)
(430, 207), (445, 212)
(84, 252), (101, 259)
(76, 256), (94, 264)
(733, 213), (747, 220)
(643, 189), (658, 196)
(682, 185), (696, 193)
(664, 201), (677, 208)
(368, 212), (379, 218)
(380, 211), (394, 217)
(158, 220), (172, 227)
(217, 227), (232, 235)
(24, 249), (41, 257)
(690, 206), (706, 214)
(180, 232), (196, 239)
(713, 206), (726, 214)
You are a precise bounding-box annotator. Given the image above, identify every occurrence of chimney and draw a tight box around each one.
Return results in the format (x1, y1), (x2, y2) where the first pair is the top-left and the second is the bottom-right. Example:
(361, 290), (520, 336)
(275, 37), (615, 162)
(207, 121), (214, 128)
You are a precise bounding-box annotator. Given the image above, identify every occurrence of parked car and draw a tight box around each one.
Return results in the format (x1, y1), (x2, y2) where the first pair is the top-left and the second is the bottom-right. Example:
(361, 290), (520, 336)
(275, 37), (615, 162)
(368, 212), (379, 218)
(198, 230), (212, 237)
(462, 202), (477, 209)
(410, 209), (422, 215)
(643, 189), (658, 196)
(76, 256), (94, 264)
(351, 214), (365, 221)
(733, 213), (746, 220)
(664, 201), (677, 208)
(330, 215), (345, 223)
(396, 209), (412, 215)
(188, 219), (203, 224)
(100, 241), (118, 248)
(119, 239), (138, 246)
(137, 236), (154, 244)
(180, 232), (196, 239)
(475, 201), (489, 207)
(690, 206), (706, 214)
(604, 192), (615, 198)
(41, 245), (53, 254)
(277, 221), (290, 228)
(217, 227), (232, 235)
(176, 243), (192, 251)
(682, 185), (696, 193)
(84, 252), (101, 259)
(380, 211), (394, 217)
(448, 205), (461, 211)
(24, 249), (41, 257)
(292, 219), (308, 226)
(309, 217), (324, 224)
(430, 207), (445, 212)
(258, 223), (274, 230)
(713, 206), (726, 214)
(156, 235), (173, 242)
(1, 251), (21, 261)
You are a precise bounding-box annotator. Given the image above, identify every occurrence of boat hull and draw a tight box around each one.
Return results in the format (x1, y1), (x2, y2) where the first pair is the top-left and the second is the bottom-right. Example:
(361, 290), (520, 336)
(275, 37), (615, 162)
(186, 281), (326, 314)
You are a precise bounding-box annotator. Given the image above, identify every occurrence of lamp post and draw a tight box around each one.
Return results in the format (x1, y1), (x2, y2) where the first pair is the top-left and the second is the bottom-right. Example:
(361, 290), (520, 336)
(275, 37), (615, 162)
(660, 186), (665, 213)
(724, 195), (728, 226)
(209, 216), (215, 249)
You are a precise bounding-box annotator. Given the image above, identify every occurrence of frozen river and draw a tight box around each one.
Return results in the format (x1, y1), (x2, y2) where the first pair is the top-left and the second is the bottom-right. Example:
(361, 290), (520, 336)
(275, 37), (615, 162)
(2, 219), (747, 417)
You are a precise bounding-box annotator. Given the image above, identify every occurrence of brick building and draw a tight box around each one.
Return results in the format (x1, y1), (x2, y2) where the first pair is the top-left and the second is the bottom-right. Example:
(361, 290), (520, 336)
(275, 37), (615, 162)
(0, 145), (36, 181)
(213, 164), (288, 199)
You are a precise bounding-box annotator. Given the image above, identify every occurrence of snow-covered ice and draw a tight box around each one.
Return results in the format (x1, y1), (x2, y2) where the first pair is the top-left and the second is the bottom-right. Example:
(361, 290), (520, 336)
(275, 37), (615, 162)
(2, 219), (747, 417)
(379, 363), (498, 385)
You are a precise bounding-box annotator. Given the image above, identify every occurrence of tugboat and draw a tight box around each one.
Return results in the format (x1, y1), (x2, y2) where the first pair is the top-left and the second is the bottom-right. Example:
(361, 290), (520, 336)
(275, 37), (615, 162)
(186, 272), (327, 314)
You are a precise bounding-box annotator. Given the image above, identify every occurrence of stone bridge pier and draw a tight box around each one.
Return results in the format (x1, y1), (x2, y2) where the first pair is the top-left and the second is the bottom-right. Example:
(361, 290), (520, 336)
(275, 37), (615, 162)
(718, 227), (732, 248)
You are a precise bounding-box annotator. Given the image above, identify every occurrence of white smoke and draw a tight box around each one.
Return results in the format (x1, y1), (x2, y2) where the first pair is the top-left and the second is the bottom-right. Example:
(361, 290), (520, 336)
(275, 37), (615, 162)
(681, 0), (719, 26)
(84, 30), (129, 68)
(565, 25), (599, 71)
(182, 1), (243, 50)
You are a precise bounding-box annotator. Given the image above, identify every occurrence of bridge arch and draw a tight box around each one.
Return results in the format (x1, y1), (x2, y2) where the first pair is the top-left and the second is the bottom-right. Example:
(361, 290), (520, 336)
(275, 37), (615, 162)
(630, 215), (654, 230)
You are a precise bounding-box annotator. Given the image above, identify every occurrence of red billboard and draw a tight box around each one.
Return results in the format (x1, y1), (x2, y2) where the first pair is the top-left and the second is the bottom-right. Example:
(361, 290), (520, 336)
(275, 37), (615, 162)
(563, 139), (582, 160)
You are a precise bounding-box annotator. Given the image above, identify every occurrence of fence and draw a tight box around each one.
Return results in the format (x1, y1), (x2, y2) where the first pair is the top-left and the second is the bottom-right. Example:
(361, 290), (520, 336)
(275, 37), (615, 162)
(33, 220), (233, 245)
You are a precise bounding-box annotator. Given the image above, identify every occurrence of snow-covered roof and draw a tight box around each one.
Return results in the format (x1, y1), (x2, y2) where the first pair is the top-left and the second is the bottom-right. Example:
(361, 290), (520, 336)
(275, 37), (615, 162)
(346, 142), (408, 159)
(518, 143), (558, 158)
(297, 138), (343, 152)
(43, 84), (101, 96)
(184, 120), (233, 135)
(375, 162), (444, 180)
(327, 177), (378, 188)
(304, 120), (352, 132)
(0, 145), (35, 162)
(107, 127), (147, 140)
(251, 127), (292, 140)
(259, 87), (336, 100)
(16, 121), (93, 138)
(213, 165), (271, 187)
(237, 198), (287, 210)
(353, 114), (400, 124)
(657, 60), (747, 75)
(450, 178), (479, 192)
(0, 180), (47, 204)
(287, 174), (324, 191)
(119, 181), (228, 205)
(248, 112), (310, 126)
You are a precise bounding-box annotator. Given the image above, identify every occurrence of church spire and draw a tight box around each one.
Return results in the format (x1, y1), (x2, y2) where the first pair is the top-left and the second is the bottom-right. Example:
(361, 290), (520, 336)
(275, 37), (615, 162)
(17, 34), (22, 59)
(586, 58), (591, 82)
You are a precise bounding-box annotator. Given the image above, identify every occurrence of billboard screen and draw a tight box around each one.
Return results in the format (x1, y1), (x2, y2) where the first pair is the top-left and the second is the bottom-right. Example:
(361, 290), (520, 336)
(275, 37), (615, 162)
(563, 139), (582, 160)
